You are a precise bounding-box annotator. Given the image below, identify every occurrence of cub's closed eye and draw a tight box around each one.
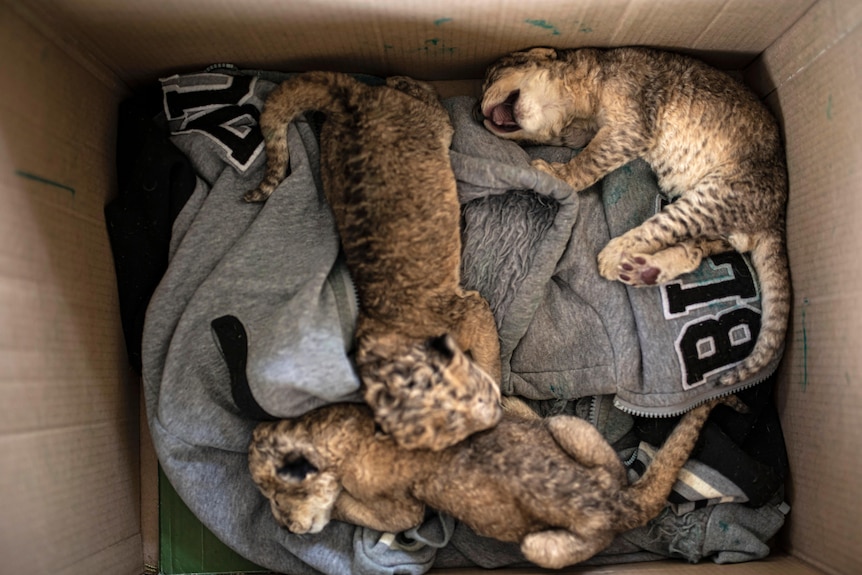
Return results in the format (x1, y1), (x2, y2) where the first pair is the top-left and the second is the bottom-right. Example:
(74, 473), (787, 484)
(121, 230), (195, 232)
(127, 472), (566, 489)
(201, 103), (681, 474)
(276, 454), (318, 481)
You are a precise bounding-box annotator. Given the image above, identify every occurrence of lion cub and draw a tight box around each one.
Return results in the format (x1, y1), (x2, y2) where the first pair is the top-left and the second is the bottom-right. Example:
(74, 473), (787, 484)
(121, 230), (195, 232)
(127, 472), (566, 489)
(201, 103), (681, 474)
(249, 395), (745, 569)
(246, 72), (502, 450)
(478, 47), (789, 387)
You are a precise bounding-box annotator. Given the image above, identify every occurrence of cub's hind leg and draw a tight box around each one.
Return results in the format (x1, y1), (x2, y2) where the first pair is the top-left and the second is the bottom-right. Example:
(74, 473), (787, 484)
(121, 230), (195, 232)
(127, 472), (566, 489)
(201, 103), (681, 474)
(545, 416), (626, 482)
(452, 290), (502, 383)
(332, 491), (424, 533)
(386, 76), (441, 108)
(385, 76), (454, 150)
(385, 75), (432, 96)
(521, 528), (614, 569)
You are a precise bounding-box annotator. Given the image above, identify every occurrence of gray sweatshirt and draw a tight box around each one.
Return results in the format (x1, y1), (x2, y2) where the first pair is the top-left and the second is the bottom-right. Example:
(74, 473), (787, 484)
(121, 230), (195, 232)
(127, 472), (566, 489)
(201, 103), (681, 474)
(142, 71), (780, 574)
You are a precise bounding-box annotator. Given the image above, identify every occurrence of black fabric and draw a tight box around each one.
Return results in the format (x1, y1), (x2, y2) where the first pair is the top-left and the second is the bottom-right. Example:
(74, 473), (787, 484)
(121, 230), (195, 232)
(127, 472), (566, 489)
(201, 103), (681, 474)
(211, 315), (277, 420)
(633, 375), (789, 508)
(105, 85), (196, 373)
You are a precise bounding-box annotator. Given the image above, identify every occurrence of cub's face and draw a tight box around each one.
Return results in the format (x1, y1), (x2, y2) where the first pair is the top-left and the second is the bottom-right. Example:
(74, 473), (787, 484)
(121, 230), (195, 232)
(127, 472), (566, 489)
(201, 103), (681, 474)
(359, 334), (502, 451)
(478, 47), (596, 148)
(248, 421), (341, 534)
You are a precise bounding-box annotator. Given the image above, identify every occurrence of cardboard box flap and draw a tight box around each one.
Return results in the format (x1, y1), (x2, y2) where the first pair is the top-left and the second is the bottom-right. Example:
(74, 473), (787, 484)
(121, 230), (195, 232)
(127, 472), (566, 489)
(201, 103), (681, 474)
(758, 6), (862, 574)
(0, 4), (140, 574)
(2, 1), (860, 574)
(21, 0), (816, 87)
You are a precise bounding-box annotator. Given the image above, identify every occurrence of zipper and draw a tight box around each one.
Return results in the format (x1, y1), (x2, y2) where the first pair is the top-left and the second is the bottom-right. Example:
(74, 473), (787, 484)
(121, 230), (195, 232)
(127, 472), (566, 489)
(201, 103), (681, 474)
(325, 253), (359, 353)
(587, 395), (600, 427)
(613, 358), (781, 418)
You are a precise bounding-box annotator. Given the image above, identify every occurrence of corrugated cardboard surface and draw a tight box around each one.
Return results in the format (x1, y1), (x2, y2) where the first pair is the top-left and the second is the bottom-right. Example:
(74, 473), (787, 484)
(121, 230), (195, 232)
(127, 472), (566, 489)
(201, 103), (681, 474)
(0, 2), (139, 574)
(2, 0), (861, 574)
(22, 0), (816, 86)
(433, 555), (822, 574)
(754, 2), (862, 573)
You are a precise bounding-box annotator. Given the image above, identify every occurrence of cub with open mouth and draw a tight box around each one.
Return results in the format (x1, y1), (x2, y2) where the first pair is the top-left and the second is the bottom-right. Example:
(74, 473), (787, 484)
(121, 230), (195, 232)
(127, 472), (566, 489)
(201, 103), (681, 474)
(476, 48), (598, 148)
(476, 46), (789, 388)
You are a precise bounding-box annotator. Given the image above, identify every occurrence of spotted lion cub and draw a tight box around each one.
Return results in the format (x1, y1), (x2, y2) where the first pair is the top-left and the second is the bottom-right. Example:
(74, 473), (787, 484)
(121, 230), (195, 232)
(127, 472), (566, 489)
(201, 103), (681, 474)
(249, 395), (746, 569)
(478, 47), (789, 387)
(246, 72), (502, 450)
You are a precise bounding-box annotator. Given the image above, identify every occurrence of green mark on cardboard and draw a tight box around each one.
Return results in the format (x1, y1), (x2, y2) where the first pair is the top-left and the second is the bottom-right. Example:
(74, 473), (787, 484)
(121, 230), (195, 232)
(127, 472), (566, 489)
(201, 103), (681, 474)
(15, 170), (75, 196)
(525, 19), (561, 35)
(434, 17), (453, 26)
(801, 297), (809, 391)
(418, 39), (456, 54)
(826, 94), (833, 120)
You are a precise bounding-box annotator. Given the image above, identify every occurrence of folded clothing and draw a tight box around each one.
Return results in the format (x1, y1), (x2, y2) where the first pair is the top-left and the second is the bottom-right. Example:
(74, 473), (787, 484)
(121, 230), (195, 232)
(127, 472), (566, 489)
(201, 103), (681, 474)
(119, 68), (788, 574)
(449, 94), (781, 414)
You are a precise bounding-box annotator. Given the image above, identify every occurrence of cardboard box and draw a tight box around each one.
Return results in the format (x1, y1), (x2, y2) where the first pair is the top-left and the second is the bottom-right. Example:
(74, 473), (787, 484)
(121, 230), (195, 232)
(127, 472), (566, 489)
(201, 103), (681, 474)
(1, 0), (859, 573)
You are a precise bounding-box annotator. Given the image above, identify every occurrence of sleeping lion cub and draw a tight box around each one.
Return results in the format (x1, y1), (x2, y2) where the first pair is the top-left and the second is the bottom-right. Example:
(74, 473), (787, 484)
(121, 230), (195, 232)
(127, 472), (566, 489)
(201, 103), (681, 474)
(249, 396), (745, 569)
(246, 72), (502, 450)
(478, 47), (789, 387)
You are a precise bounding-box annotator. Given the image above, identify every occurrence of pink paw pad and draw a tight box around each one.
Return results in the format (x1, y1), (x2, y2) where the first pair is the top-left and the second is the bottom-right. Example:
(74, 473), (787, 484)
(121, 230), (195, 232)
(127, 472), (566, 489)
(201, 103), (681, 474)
(618, 255), (661, 286)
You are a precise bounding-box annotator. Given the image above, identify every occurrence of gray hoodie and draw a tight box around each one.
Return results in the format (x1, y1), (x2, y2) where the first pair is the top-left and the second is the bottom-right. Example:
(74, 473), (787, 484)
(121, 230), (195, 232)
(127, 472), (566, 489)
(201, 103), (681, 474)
(142, 71), (780, 574)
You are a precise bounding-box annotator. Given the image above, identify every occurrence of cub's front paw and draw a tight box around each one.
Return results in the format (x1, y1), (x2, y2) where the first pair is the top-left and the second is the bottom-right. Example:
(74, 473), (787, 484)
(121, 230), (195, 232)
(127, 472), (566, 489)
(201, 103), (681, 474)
(597, 241), (662, 286)
(531, 158), (567, 178)
(597, 237), (631, 281)
(617, 253), (662, 286)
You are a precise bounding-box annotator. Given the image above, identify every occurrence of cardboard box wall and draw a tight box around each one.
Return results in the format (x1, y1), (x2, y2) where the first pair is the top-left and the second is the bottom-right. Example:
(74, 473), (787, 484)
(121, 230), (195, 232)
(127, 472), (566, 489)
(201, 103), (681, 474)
(0, 0), (859, 574)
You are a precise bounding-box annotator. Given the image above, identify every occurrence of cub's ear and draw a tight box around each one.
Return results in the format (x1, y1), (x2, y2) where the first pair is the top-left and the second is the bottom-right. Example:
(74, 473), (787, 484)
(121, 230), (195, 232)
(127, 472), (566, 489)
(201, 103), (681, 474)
(523, 46), (558, 60)
(276, 452), (319, 481)
(427, 334), (457, 361)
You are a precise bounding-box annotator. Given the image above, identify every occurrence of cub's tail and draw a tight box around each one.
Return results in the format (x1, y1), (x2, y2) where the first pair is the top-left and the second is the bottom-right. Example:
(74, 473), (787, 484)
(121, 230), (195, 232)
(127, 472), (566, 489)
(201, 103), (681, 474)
(719, 232), (791, 386)
(244, 71), (365, 202)
(617, 395), (747, 531)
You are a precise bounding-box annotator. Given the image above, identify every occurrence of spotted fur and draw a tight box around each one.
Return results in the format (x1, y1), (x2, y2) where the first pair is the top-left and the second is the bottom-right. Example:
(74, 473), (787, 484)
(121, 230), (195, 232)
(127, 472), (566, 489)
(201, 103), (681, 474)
(478, 47), (790, 386)
(249, 396), (746, 569)
(246, 72), (502, 450)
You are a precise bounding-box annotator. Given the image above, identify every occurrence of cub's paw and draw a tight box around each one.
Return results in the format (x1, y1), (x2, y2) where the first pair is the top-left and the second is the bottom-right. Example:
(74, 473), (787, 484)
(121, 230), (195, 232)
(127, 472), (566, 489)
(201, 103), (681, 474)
(617, 253), (663, 286)
(597, 238), (632, 281)
(360, 334), (502, 451)
(373, 386), (502, 452)
(530, 158), (567, 179)
(598, 250), (663, 286)
(521, 530), (584, 570)
(596, 247), (622, 282)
